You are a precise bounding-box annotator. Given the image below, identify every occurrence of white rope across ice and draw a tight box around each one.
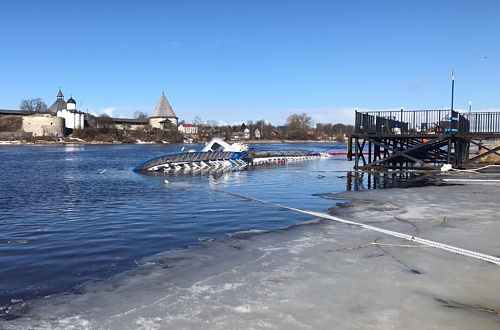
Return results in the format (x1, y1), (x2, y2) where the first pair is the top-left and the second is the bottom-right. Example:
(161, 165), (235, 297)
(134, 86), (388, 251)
(215, 189), (500, 266)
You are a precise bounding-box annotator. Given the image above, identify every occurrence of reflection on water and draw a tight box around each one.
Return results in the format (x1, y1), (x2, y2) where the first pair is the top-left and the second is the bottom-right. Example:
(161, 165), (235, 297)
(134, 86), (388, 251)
(63, 145), (84, 152)
(345, 171), (436, 191)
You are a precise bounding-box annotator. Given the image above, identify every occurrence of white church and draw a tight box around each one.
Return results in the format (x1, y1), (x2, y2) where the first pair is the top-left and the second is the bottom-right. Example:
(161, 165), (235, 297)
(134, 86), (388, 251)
(48, 89), (85, 130)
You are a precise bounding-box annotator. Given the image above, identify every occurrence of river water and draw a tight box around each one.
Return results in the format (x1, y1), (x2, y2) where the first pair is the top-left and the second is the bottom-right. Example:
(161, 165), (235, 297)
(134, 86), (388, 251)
(1, 143), (499, 329)
(0, 142), (350, 317)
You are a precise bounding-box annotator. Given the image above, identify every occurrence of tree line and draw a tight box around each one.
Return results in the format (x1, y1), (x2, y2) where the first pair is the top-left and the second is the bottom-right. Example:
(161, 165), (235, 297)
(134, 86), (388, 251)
(16, 98), (353, 142)
(190, 113), (353, 141)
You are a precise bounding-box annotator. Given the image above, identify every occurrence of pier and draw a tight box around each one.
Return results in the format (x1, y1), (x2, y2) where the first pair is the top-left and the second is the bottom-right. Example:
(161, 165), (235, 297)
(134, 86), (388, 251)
(348, 109), (500, 171)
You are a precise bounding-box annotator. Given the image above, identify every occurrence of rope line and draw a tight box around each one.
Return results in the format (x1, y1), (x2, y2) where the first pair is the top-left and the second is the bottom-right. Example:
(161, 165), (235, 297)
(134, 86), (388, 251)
(215, 189), (500, 266)
(316, 141), (346, 152)
(447, 164), (500, 173)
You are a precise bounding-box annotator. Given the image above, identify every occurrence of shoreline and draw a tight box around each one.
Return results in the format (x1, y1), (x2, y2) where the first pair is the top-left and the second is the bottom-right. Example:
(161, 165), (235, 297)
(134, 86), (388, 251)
(0, 138), (344, 146)
(3, 181), (499, 329)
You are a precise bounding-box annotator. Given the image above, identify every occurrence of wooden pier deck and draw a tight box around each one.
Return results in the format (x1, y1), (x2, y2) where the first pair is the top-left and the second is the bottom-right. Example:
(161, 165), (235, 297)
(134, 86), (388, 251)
(348, 109), (500, 171)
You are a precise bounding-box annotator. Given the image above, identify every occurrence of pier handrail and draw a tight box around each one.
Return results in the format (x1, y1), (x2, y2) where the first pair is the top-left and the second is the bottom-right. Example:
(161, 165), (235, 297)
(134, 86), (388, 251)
(354, 109), (475, 135)
(465, 111), (500, 133)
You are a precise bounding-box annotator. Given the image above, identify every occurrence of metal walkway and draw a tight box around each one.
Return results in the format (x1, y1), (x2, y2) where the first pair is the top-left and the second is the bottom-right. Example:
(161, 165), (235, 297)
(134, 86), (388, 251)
(348, 109), (500, 170)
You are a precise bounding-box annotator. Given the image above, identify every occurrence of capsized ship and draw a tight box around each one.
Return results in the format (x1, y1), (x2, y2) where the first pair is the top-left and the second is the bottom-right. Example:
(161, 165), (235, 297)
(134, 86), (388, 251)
(133, 137), (329, 173)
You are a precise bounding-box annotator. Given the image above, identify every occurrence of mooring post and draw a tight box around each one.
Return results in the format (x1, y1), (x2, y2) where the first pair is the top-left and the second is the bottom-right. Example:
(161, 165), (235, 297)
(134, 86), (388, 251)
(354, 137), (359, 171)
(368, 140), (372, 164)
(347, 136), (352, 161)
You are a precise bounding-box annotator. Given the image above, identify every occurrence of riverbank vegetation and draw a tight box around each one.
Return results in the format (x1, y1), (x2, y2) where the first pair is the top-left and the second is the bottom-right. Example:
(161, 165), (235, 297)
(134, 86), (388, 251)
(0, 112), (354, 144)
(192, 113), (354, 142)
(71, 125), (184, 144)
(478, 142), (500, 163)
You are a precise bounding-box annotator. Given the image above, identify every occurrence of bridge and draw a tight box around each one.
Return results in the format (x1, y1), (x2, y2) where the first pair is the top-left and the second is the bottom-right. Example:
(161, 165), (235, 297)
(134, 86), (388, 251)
(348, 109), (500, 171)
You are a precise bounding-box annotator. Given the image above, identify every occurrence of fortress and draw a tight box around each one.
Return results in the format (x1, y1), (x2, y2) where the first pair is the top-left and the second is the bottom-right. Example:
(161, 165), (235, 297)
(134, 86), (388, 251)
(0, 90), (180, 138)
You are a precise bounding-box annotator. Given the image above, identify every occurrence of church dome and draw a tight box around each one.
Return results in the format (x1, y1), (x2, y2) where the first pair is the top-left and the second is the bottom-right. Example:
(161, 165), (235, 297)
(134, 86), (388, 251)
(67, 97), (76, 104)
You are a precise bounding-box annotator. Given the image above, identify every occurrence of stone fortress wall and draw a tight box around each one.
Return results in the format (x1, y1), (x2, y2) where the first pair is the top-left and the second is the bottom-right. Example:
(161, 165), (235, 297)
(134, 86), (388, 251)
(22, 114), (65, 137)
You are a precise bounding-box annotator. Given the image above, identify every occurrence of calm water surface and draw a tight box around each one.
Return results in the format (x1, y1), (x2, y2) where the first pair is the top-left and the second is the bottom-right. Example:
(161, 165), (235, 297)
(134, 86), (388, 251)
(0, 142), (351, 315)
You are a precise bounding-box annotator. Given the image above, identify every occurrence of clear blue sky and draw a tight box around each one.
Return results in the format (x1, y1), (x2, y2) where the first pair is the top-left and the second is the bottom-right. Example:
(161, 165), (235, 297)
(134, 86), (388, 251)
(1, 0), (499, 125)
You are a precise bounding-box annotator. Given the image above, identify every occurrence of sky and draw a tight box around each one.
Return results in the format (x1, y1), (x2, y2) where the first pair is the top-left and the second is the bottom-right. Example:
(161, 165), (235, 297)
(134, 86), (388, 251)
(1, 0), (499, 126)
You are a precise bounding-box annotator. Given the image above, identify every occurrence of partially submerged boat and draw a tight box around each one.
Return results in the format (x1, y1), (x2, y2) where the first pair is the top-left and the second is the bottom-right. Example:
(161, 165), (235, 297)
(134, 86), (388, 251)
(133, 137), (328, 173)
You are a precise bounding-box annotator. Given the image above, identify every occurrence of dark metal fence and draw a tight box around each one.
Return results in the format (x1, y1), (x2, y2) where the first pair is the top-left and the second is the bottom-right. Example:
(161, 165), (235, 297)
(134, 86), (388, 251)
(354, 109), (485, 135)
(465, 112), (500, 133)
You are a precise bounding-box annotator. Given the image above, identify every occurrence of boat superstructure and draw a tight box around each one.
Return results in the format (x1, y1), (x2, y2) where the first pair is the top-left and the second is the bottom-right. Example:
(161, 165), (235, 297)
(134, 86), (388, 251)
(133, 137), (327, 173)
(246, 150), (322, 165)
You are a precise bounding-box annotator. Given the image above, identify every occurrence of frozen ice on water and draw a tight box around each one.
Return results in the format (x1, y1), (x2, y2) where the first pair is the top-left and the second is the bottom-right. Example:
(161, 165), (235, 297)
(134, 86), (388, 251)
(2, 184), (500, 329)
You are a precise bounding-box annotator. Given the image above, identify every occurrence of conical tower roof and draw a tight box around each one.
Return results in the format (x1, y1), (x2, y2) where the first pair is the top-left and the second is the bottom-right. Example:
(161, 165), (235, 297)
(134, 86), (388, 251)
(48, 88), (67, 115)
(152, 92), (177, 118)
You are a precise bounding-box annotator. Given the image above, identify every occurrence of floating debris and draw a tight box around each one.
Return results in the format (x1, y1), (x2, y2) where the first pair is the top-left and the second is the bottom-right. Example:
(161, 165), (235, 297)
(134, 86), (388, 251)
(6, 302), (29, 317)
(7, 240), (28, 245)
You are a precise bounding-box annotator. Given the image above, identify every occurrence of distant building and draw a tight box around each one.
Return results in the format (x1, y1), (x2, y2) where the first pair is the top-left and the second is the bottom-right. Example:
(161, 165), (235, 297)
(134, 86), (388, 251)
(47, 89), (85, 132)
(57, 96), (85, 131)
(10, 90), (186, 138)
(149, 92), (178, 130)
(254, 128), (261, 139)
(111, 118), (148, 131)
(231, 129), (251, 140)
(19, 89), (84, 136)
(178, 123), (198, 135)
(48, 89), (67, 115)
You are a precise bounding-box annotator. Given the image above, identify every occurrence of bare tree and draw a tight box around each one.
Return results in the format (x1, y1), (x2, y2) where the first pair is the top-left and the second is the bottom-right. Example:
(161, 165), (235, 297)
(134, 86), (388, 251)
(285, 113), (313, 140)
(206, 120), (217, 128)
(20, 98), (48, 113)
(93, 114), (113, 130)
(193, 116), (203, 127)
(133, 110), (149, 119)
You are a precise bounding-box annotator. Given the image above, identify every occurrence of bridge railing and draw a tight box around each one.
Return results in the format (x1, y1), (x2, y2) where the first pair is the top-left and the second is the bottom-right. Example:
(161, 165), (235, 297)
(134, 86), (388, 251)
(465, 112), (500, 133)
(355, 109), (471, 134)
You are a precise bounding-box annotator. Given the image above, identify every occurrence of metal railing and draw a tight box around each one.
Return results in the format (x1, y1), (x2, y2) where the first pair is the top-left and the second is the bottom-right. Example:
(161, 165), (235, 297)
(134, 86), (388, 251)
(355, 109), (476, 135)
(465, 112), (500, 133)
